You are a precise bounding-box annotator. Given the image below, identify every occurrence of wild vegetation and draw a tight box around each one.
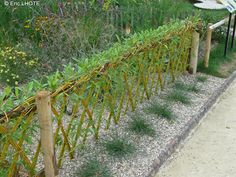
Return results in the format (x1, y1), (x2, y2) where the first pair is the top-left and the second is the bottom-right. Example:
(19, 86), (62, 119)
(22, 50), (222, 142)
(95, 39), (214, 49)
(0, 0), (227, 87)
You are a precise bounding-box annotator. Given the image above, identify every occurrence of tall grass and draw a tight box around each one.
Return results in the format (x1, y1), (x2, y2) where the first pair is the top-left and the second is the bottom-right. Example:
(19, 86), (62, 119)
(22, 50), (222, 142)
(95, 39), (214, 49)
(0, 0), (228, 86)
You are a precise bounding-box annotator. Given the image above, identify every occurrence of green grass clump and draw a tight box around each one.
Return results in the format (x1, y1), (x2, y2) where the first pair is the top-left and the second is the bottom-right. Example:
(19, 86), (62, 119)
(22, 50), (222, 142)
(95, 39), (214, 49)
(103, 136), (135, 158)
(174, 82), (189, 90)
(196, 76), (208, 83)
(188, 84), (201, 93)
(76, 159), (111, 177)
(128, 116), (156, 136)
(166, 90), (191, 105)
(146, 103), (173, 120)
(174, 81), (200, 93)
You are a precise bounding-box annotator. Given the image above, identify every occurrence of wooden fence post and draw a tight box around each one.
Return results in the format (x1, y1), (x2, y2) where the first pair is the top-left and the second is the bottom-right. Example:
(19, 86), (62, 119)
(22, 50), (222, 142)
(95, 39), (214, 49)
(189, 30), (200, 74)
(204, 23), (213, 68)
(36, 91), (58, 177)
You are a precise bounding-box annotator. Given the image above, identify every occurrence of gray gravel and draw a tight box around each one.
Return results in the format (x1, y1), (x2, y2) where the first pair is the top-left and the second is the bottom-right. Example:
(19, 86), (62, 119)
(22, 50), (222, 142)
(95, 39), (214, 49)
(58, 73), (225, 177)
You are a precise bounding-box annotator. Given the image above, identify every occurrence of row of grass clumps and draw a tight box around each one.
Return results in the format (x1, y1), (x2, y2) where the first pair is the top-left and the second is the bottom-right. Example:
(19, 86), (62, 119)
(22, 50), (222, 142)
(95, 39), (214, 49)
(77, 76), (207, 177)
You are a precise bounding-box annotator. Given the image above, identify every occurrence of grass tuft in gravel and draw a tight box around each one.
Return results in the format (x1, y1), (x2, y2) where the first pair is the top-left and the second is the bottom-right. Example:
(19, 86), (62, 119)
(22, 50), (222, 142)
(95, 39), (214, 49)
(174, 81), (189, 90)
(102, 136), (135, 158)
(196, 76), (208, 83)
(128, 115), (156, 136)
(174, 81), (200, 93)
(188, 84), (201, 93)
(145, 102), (173, 120)
(166, 90), (191, 105)
(76, 159), (112, 177)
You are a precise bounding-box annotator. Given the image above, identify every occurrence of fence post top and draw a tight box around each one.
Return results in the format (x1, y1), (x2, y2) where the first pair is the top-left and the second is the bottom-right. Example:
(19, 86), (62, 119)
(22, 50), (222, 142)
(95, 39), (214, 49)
(36, 91), (51, 99)
(195, 20), (203, 33)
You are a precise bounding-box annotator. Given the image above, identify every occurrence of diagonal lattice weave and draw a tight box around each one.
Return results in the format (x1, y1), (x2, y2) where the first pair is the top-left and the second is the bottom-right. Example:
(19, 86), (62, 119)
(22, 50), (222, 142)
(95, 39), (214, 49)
(0, 20), (195, 176)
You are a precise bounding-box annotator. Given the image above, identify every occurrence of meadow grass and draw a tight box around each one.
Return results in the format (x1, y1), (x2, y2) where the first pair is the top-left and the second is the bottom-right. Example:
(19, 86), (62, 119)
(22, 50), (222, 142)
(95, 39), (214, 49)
(0, 0), (228, 86)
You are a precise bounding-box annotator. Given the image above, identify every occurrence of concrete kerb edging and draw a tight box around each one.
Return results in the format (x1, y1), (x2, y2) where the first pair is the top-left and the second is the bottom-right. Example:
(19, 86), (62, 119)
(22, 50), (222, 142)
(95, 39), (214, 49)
(147, 71), (236, 177)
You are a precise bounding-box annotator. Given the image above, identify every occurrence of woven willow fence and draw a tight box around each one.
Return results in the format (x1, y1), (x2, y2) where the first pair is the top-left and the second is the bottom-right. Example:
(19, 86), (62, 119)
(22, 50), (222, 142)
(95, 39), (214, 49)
(0, 20), (198, 176)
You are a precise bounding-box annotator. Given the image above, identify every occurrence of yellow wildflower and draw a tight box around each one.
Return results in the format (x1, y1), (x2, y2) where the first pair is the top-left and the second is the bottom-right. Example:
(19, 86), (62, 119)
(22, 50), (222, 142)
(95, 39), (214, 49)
(24, 25), (30, 29)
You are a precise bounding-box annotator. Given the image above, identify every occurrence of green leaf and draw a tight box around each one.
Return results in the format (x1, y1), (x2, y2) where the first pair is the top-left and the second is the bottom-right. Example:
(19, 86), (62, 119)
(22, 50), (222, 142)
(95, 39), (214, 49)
(3, 86), (11, 96)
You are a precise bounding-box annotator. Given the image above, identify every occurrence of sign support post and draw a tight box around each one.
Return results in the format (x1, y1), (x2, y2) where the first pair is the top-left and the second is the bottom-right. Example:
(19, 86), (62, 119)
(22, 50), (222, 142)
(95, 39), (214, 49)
(231, 13), (236, 48)
(224, 13), (232, 56)
(219, 0), (236, 56)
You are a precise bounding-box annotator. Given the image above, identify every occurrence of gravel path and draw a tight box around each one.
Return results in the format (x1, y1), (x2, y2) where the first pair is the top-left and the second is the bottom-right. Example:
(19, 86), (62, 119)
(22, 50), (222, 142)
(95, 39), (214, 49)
(58, 73), (226, 177)
(156, 79), (236, 177)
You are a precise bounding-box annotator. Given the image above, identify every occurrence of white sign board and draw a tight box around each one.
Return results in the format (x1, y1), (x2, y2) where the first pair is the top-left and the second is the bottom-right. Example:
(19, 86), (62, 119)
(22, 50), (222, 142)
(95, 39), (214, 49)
(220, 0), (236, 13)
